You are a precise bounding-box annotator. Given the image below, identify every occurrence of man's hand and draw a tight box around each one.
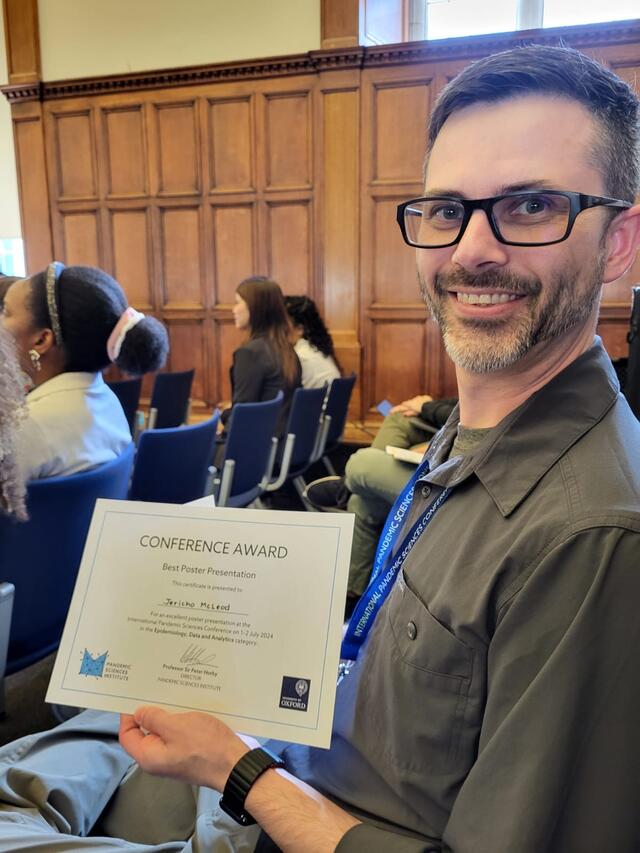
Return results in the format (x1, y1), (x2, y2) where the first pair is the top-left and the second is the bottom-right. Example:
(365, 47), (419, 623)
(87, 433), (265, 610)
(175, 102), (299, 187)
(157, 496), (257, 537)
(390, 394), (432, 417)
(119, 707), (255, 790)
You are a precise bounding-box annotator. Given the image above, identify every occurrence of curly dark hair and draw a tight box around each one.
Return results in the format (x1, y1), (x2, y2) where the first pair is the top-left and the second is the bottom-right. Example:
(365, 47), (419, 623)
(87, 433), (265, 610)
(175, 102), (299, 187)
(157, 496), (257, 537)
(284, 295), (341, 371)
(0, 327), (27, 520)
(28, 265), (169, 375)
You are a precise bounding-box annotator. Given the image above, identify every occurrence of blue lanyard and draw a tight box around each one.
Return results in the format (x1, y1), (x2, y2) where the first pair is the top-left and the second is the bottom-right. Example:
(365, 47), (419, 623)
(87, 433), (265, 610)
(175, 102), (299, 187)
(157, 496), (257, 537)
(340, 458), (450, 663)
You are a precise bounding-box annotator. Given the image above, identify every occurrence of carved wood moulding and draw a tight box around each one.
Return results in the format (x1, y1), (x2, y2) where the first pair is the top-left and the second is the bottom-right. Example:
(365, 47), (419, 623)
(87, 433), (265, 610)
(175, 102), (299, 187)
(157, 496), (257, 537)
(2, 18), (639, 103)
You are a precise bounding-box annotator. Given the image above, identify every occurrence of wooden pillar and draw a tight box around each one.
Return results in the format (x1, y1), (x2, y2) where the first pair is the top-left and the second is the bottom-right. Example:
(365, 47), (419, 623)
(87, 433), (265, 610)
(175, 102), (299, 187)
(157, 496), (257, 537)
(321, 0), (361, 49)
(2, 0), (53, 274)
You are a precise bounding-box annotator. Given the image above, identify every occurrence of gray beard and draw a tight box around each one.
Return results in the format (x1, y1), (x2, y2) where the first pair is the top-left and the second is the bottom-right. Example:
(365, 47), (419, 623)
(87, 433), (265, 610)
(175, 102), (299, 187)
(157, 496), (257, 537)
(419, 261), (604, 373)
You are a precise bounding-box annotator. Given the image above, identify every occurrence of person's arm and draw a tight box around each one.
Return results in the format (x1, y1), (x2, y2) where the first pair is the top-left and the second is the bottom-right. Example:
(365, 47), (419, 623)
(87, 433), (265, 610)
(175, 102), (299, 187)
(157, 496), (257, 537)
(390, 395), (432, 416)
(418, 398), (457, 428)
(119, 709), (360, 853)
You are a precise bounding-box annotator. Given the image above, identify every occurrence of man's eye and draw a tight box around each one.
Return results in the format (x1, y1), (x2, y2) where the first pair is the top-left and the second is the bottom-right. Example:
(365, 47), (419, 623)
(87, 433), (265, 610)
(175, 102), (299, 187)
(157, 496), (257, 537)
(512, 196), (551, 216)
(431, 205), (462, 221)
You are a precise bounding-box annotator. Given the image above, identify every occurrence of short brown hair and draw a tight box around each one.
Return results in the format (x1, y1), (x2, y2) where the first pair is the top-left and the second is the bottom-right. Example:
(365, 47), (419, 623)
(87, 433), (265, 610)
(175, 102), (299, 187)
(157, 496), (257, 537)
(427, 45), (640, 203)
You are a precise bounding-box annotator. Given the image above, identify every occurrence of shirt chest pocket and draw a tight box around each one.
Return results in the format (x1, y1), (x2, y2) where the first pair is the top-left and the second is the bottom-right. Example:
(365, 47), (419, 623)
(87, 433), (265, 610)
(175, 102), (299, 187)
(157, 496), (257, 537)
(358, 576), (475, 775)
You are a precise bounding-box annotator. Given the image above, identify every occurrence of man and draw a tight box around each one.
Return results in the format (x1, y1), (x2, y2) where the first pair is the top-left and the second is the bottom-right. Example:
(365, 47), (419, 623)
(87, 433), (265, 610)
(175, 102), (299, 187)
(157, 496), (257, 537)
(1, 44), (640, 852)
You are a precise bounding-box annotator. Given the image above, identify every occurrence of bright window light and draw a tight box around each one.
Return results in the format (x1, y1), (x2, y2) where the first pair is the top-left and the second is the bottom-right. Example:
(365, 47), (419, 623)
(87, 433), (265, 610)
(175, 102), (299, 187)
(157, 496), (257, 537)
(427, 0), (517, 40)
(543, 0), (639, 28)
(0, 239), (26, 277)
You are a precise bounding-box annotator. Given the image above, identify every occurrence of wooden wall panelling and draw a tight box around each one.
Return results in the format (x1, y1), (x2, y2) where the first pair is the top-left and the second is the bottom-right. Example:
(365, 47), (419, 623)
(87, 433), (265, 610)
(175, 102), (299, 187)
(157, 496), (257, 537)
(317, 68), (362, 416)
(210, 201), (259, 305)
(263, 90), (313, 191)
(11, 101), (53, 273)
(360, 64), (441, 414)
(60, 209), (101, 267)
(108, 206), (154, 311)
(164, 318), (208, 404)
(266, 197), (313, 294)
(320, 0), (360, 49)
(2, 0), (40, 84)
(49, 108), (98, 201)
(208, 94), (255, 194)
(153, 99), (201, 197)
(101, 104), (148, 198)
(213, 318), (247, 404)
(159, 203), (204, 309)
(371, 318), (427, 406)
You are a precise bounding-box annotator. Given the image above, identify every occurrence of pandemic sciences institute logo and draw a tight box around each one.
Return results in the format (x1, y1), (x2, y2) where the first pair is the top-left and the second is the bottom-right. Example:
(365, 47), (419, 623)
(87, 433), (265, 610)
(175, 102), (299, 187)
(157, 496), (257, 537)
(279, 676), (311, 711)
(79, 649), (108, 678)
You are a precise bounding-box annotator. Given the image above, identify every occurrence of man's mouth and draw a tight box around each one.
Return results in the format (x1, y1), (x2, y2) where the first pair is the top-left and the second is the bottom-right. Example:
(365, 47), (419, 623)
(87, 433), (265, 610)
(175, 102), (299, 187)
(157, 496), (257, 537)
(454, 291), (522, 305)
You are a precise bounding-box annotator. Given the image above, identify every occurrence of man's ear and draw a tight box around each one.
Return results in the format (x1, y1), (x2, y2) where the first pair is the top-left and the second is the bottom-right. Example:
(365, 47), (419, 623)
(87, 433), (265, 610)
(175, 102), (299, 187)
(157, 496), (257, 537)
(602, 202), (640, 284)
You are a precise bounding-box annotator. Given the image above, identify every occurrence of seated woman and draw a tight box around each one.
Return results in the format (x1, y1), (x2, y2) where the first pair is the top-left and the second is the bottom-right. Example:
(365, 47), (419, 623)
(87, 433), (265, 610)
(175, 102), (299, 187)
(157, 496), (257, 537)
(1, 263), (168, 481)
(284, 295), (341, 389)
(0, 325), (26, 520)
(221, 277), (301, 437)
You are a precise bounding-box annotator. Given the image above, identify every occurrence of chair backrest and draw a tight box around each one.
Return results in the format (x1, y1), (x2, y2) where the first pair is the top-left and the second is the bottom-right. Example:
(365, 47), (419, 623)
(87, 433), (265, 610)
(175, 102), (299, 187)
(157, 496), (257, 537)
(324, 373), (357, 447)
(149, 369), (195, 429)
(626, 285), (640, 419)
(282, 385), (327, 476)
(106, 377), (142, 434)
(0, 443), (135, 675)
(129, 413), (220, 504)
(219, 393), (283, 506)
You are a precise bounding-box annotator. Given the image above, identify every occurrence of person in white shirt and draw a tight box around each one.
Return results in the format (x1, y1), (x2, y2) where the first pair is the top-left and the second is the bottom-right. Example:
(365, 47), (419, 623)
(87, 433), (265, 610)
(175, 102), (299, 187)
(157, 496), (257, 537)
(284, 295), (341, 389)
(1, 263), (169, 481)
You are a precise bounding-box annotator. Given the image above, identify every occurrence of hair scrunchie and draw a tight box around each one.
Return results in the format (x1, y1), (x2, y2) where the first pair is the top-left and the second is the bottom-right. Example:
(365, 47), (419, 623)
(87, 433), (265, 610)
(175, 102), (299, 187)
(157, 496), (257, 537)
(107, 307), (145, 362)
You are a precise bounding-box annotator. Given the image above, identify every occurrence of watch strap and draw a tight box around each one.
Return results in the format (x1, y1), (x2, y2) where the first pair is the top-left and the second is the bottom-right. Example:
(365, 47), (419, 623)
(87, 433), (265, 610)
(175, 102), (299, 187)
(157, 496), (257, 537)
(219, 746), (285, 826)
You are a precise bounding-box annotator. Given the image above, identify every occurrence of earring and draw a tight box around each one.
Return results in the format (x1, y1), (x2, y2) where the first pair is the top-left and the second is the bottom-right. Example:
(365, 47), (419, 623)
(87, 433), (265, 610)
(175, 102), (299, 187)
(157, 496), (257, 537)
(28, 349), (42, 372)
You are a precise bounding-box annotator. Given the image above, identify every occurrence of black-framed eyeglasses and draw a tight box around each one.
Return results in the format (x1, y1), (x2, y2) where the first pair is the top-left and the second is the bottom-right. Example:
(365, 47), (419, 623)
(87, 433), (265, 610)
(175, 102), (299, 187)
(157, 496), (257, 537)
(396, 190), (631, 249)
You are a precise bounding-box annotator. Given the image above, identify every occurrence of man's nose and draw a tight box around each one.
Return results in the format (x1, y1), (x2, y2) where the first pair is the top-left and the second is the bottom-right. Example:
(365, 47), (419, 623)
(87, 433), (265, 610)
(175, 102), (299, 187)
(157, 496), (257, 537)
(450, 209), (509, 273)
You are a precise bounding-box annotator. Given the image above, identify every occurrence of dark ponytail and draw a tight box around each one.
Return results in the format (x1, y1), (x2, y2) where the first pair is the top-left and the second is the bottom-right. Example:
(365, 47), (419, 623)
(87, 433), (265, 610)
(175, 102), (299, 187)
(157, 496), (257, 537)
(29, 265), (168, 375)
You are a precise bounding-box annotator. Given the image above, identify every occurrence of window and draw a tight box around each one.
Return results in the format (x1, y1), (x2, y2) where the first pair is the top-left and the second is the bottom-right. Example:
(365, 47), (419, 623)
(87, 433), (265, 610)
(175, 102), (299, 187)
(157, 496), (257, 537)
(426, 0), (517, 40)
(0, 239), (26, 277)
(543, 0), (639, 29)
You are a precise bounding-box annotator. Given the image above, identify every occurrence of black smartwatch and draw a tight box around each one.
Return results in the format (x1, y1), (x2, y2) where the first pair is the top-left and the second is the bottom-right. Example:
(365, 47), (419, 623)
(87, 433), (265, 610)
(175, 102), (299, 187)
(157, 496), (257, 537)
(219, 746), (285, 826)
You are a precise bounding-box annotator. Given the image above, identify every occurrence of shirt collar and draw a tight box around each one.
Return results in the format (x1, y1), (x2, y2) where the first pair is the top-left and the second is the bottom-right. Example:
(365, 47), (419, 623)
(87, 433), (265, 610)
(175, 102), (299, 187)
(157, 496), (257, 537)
(28, 371), (102, 402)
(423, 339), (620, 517)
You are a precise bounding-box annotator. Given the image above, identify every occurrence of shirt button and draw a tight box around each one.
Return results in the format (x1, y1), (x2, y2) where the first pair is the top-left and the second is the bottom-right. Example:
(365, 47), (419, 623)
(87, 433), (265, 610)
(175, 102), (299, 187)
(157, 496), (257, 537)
(421, 485), (431, 499)
(407, 621), (417, 640)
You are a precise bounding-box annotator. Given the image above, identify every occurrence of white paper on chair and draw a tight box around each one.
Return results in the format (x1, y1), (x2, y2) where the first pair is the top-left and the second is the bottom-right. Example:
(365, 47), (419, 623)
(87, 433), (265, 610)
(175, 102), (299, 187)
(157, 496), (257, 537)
(46, 500), (354, 747)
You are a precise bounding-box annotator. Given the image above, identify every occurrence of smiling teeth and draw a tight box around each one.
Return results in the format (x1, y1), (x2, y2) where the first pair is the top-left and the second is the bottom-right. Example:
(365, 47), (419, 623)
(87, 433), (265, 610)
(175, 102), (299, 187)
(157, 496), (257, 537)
(457, 292), (519, 304)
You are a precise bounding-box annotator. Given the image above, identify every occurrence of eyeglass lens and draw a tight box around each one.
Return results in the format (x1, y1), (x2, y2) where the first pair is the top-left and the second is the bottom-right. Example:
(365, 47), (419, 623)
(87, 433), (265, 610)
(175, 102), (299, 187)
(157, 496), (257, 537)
(404, 193), (572, 246)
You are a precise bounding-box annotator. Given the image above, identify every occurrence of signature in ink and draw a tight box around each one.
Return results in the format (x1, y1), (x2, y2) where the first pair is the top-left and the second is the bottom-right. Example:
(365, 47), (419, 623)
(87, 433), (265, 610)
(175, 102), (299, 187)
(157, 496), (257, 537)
(179, 643), (218, 669)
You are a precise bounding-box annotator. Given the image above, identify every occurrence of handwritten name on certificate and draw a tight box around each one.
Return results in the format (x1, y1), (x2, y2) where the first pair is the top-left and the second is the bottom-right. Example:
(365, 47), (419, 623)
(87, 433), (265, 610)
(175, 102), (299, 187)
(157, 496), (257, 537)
(47, 500), (354, 747)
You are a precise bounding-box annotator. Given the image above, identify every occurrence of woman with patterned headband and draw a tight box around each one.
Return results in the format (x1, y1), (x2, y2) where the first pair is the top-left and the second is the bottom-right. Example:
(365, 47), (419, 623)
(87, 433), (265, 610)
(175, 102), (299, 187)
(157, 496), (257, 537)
(1, 263), (169, 480)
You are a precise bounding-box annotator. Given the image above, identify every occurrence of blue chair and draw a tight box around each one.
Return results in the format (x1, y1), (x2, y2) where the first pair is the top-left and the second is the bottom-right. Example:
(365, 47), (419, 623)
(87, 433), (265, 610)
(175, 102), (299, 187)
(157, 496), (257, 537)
(318, 373), (357, 475)
(106, 376), (142, 435)
(215, 393), (283, 507)
(266, 386), (327, 504)
(0, 444), (135, 709)
(148, 368), (195, 429)
(129, 413), (220, 504)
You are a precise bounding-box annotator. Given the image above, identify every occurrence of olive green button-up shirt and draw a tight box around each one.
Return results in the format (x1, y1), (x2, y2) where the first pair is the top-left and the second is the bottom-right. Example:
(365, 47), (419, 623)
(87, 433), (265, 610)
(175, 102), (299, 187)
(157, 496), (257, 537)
(283, 339), (640, 853)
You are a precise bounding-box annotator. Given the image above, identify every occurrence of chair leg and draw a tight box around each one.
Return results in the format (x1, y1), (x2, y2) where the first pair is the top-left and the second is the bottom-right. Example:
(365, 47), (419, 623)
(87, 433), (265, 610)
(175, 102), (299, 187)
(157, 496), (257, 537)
(322, 455), (337, 476)
(293, 475), (318, 511)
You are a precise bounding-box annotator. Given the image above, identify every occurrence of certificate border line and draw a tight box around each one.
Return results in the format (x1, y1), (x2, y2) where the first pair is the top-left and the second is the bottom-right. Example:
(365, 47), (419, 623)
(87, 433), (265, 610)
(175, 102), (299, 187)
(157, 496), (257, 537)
(60, 506), (347, 733)
(54, 685), (323, 732)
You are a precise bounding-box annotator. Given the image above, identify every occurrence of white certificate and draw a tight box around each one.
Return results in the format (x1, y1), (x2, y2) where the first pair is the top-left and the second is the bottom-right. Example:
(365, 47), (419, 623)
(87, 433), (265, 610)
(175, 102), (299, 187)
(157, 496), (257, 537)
(47, 500), (354, 747)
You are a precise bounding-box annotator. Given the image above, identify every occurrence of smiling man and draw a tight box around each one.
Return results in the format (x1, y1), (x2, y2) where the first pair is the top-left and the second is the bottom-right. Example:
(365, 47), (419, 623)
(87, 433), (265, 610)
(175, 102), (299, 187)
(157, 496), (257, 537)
(1, 45), (640, 853)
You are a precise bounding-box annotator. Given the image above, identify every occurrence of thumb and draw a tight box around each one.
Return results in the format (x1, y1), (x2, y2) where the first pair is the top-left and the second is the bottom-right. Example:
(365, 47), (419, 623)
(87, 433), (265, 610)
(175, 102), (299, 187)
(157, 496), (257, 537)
(134, 705), (169, 733)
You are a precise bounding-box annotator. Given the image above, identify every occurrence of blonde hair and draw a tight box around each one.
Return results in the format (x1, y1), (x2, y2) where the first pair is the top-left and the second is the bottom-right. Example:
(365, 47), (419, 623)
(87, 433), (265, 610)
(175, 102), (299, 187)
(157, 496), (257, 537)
(0, 327), (27, 520)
